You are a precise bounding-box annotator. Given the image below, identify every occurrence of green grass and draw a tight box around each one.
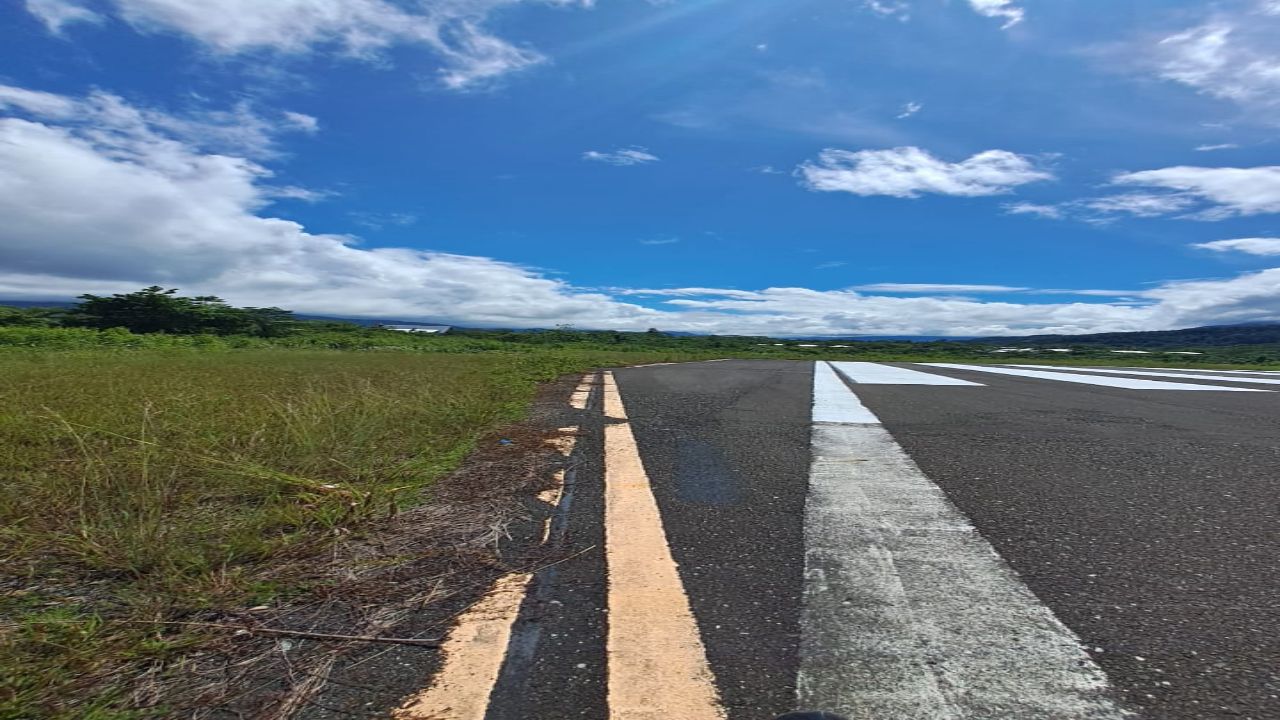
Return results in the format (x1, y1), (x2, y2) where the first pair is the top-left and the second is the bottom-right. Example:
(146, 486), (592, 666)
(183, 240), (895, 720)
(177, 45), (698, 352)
(0, 347), (708, 718)
(1, 336), (1276, 717)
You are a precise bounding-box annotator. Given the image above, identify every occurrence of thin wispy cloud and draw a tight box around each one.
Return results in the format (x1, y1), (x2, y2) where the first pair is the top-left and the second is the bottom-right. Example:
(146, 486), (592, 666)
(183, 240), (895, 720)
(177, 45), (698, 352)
(1195, 143), (1240, 152)
(967, 0), (1024, 28)
(640, 236), (680, 246)
(815, 261), (847, 270)
(583, 147), (660, 166)
(896, 101), (923, 119)
(1004, 202), (1064, 219)
(854, 283), (1028, 293)
(1194, 237), (1280, 256)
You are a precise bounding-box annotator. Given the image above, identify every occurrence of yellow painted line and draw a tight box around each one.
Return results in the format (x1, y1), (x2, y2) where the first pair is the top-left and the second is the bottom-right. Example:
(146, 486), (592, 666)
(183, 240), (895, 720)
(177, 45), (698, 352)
(601, 372), (726, 720)
(570, 373), (596, 409)
(394, 573), (532, 720)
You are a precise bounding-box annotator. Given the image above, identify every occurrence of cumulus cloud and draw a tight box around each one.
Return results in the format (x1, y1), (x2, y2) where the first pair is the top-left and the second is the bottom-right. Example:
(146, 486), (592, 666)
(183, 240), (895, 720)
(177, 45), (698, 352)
(0, 84), (661, 328)
(5, 85), (1280, 337)
(1194, 237), (1280, 256)
(22, 0), (592, 90)
(1019, 164), (1280, 222)
(798, 146), (1053, 198)
(1111, 165), (1280, 218)
(967, 0), (1024, 28)
(1150, 3), (1280, 113)
(582, 147), (660, 166)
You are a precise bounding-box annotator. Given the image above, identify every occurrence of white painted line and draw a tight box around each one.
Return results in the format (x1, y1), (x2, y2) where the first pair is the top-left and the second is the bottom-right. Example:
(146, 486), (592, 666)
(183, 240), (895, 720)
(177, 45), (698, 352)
(813, 362), (879, 424)
(1005, 365), (1280, 386)
(832, 361), (984, 386)
(923, 363), (1266, 391)
(395, 573), (533, 720)
(1120, 367), (1280, 375)
(801, 366), (1128, 718)
(602, 372), (726, 720)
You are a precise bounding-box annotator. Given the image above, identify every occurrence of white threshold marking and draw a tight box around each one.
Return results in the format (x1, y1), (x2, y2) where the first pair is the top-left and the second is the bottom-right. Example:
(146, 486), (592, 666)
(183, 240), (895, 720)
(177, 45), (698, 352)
(923, 363), (1266, 392)
(801, 363), (1129, 718)
(1005, 364), (1280, 386)
(831, 361), (984, 386)
(602, 372), (726, 720)
(813, 362), (879, 423)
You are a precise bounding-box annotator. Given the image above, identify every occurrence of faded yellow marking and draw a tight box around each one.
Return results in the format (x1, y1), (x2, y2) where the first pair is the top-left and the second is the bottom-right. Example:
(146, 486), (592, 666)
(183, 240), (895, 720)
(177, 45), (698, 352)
(545, 426), (580, 456)
(570, 373), (596, 410)
(394, 573), (532, 720)
(538, 427), (578, 544)
(536, 468), (567, 505)
(601, 372), (726, 720)
(538, 468), (567, 544)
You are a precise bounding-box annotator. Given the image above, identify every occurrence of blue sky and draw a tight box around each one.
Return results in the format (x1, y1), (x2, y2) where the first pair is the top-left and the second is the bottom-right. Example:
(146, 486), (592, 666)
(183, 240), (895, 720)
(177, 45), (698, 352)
(2, 0), (1280, 335)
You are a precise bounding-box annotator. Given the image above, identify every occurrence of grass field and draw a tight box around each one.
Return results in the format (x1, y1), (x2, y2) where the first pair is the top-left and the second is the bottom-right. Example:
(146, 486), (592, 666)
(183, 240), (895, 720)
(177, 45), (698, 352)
(2, 340), (1275, 718)
(0, 348), (708, 719)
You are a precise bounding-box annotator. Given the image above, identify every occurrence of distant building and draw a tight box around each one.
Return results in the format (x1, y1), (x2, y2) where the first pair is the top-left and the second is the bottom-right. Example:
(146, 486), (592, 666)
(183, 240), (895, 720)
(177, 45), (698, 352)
(796, 344), (820, 348)
(380, 324), (451, 334)
(1165, 351), (1204, 355)
(1110, 350), (1152, 354)
(992, 347), (1036, 353)
(1047, 348), (1073, 353)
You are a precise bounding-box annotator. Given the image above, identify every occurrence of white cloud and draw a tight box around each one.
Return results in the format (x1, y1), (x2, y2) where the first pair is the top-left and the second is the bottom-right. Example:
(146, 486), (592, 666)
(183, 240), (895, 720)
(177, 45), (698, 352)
(815, 261), (848, 270)
(1080, 192), (1199, 218)
(1111, 165), (1280, 218)
(863, 0), (910, 20)
(282, 111), (319, 133)
(853, 283), (1029, 293)
(6, 85), (1280, 337)
(798, 146), (1053, 198)
(1195, 143), (1240, 151)
(1151, 4), (1280, 112)
(583, 147), (660, 166)
(896, 101), (923, 119)
(639, 237), (679, 245)
(967, 0), (1024, 28)
(1194, 237), (1280, 256)
(349, 211), (419, 230)
(24, 0), (103, 33)
(1004, 202), (1064, 219)
(23, 0), (592, 90)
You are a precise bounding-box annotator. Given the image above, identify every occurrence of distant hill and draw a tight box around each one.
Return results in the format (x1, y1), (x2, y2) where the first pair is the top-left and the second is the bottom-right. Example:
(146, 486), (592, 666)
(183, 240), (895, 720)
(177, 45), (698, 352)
(976, 323), (1280, 348)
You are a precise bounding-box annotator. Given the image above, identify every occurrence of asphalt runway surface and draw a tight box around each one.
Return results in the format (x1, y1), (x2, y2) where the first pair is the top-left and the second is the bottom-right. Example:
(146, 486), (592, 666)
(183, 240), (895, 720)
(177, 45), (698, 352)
(409, 360), (1280, 720)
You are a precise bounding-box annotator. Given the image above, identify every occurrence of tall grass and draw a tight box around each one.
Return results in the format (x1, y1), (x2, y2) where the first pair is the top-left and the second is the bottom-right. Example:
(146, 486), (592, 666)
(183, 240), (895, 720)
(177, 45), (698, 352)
(0, 348), (701, 718)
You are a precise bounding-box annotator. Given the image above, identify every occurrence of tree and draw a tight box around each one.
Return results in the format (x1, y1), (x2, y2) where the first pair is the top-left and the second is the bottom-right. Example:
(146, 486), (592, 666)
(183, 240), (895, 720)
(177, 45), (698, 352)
(70, 287), (296, 336)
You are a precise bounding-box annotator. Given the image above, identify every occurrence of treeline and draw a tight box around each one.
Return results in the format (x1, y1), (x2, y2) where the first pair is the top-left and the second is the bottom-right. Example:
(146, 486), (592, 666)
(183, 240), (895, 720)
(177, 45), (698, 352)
(976, 323), (1280, 348)
(1, 287), (298, 337)
(3, 287), (1279, 365)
